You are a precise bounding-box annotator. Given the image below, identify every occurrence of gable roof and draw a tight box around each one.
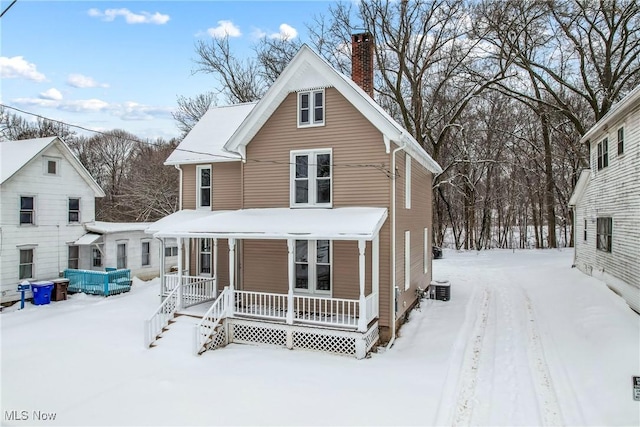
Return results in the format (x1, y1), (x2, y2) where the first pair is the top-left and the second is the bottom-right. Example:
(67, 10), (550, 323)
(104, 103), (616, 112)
(581, 84), (640, 145)
(568, 169), (590, 207)
(223, 45), (442, 174)
(0, 136), (105, 196)
(165, 102), (256, 165)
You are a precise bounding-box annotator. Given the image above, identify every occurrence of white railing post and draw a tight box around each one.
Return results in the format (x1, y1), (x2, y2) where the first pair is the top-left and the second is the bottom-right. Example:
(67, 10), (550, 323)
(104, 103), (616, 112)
(177, 237), (183, 310)
(358, 240), (367, 332)
(286, 239), (295, 325)
(213, 238), (218, 298)
(228, 239), (236, 317)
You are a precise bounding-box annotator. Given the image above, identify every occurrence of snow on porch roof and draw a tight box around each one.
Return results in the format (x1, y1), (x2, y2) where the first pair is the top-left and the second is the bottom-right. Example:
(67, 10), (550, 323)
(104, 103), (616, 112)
(72, 233), (102, 245)
(150, 207), (388, 241)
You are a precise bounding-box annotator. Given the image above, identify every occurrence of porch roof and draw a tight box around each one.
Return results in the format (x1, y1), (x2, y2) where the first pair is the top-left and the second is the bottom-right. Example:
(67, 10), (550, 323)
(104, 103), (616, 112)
(150, 207), (388, 241)
(72, 233), (102, 245)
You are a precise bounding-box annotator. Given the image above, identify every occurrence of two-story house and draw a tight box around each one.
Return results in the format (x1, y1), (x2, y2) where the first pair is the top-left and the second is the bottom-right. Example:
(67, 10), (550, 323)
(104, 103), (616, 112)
(569, 85), (640, 313)
(146, 35), (443, 358)
(0, 136), (105, 304)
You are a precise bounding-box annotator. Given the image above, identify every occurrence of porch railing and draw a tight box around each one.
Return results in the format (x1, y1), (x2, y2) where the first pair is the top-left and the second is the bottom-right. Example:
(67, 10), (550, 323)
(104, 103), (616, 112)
(182, 277), (217, 308)
(144, 285), (179, 348)
(293, 295), (359, 328)
(194, 288), (228, 355)
(234, 290), (288, 321)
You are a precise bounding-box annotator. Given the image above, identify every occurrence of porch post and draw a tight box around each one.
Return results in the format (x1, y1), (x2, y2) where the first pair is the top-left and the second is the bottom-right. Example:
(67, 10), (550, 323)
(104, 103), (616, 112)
(228, 238), (236, 317)
(373, 234), (379, 319)
(213, 238), (218, 297)
(286, 239), (294, 326)
(184, 239), (190, 276)
(358, 239), (367, 332)
(159, 238), (165, 303)
(177, 237), (183, 309)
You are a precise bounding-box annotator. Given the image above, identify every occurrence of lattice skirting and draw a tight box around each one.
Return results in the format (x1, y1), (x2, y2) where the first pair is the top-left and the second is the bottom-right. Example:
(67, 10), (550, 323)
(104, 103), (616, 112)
(206, 327), (227, 351)
(222, 319), (379, 359)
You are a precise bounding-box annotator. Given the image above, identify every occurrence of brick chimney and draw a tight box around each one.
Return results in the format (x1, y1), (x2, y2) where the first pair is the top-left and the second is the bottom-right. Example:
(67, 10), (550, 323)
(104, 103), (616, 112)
(351, 32), (374, 98)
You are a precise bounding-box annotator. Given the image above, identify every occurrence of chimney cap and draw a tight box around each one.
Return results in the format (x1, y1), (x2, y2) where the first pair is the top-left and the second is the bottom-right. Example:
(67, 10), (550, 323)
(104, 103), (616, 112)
(352, 32), (372, 43)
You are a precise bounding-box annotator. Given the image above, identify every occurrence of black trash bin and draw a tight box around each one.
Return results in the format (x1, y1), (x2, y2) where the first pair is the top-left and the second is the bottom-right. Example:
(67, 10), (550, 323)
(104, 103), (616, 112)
(430, 280), (451, 301)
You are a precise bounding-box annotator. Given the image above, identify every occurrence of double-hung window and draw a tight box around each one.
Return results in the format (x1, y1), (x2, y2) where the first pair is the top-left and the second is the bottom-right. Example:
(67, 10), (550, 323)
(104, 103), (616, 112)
(617, 127), (624, 155)
(597, 138), (608, 170)
(92, 248), (103, 267)
(294, 240), (331, 294)
(291, 149), (332, 207)
(19, 248), (34, 280)
(165, 246), (178, 257)
(68, 246), (79, 269)
(20, 196), (35, 225)
(199, 239), (212, 275)
(141, 240), (151, 266)
(117, 242), (127, 269)
(196, 165), (211, 209)
(298, 90), (324, 127)
(68, 198), (80, 223)
(596, 217), (612, 253)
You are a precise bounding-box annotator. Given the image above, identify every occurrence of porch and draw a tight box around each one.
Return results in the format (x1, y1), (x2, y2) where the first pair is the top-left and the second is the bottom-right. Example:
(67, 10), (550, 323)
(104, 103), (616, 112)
(145, 207), (387, 359)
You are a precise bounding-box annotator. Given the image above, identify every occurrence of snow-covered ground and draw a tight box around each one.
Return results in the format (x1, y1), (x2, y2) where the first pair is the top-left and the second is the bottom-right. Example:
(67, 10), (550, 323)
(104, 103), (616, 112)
(1, 249), (638, 426)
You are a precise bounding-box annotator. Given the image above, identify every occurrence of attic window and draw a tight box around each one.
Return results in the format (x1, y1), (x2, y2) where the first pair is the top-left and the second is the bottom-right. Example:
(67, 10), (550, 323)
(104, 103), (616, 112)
(44, 157), (59, 176)
(298, 90), (324, 127)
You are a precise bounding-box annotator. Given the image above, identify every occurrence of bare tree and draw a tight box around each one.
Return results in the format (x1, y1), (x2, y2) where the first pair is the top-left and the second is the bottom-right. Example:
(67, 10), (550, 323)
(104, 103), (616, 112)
(0, 107), (75, 142)
(173, 92), (217, 137)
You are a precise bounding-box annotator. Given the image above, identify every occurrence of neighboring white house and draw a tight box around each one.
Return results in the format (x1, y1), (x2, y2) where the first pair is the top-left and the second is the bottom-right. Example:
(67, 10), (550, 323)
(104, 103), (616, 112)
(569, 85), (640, 313)
(77, 222), (174, 280)
(0, 137), (105, 304)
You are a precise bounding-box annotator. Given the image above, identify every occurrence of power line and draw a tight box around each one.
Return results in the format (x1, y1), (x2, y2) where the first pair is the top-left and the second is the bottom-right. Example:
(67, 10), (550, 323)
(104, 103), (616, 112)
(0, 103), (397, 178)
(0, 0), (18, 18)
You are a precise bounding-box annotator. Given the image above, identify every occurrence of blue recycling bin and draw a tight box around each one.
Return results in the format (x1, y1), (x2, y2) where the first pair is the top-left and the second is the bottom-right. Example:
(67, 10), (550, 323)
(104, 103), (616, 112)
(31, 281), (54, 305)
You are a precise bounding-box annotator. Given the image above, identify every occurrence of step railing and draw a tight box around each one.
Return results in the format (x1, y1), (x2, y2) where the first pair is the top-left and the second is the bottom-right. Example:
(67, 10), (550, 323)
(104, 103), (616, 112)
(144, 285), (179, 348)
(194, 287), (229, 355)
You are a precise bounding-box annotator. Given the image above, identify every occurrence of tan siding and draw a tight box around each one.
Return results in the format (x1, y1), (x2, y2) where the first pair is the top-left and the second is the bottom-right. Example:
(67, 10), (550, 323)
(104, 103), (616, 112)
(394, 151), (434, 319)
(187, 238), (230, 292)
(213, 162), (241, 210)
(181, 164), (196, 210)
(242, 240), (289, 293)
(243, 88), (390, 208)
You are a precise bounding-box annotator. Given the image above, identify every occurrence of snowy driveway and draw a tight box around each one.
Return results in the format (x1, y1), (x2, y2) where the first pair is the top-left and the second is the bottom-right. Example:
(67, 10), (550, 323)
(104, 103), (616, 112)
(2, 249), (638, 426)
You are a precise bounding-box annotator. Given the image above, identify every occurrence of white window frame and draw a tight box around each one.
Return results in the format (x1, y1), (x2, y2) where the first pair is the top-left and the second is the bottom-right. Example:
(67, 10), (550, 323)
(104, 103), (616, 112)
(596, 217), (612, 253)
(405, 230), (411, 290)
(423, 228), (428, 273)
(294, 239), (332, 296)
(165, 246), (178, 257)
(68, 197), (80, 223)
(116, 242), (128, 269)
(141, 240), (151, 267)
(92, 247), (103, 267)
(617, 126), (624, 156)
(43, 156), (60, 176)
(68, 245), (79, 269)
(290, 149), (332, 208)
(196, 165), (212, 210)
(198, 238), (212, 276)
(405, 153), (412, 209)
(18, 247), (35, 280)
(297, 89), (325, 127)
(597, 138), (608, 170)
(20, 195), (36, 225)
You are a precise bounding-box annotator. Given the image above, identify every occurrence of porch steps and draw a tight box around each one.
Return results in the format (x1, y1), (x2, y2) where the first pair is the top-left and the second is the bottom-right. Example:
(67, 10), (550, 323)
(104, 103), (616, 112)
(152, 314), (200, 351)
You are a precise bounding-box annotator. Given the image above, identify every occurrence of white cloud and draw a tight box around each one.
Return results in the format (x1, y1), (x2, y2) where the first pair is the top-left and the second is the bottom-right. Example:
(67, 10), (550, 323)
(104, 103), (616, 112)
(67, 74), (109, 89)
(39, 88), (63, 101)
(207, 20), (242, 38)
(269, 23), (298, 40)
(0, 56), (46, 81)
(88, 8), (170, 25)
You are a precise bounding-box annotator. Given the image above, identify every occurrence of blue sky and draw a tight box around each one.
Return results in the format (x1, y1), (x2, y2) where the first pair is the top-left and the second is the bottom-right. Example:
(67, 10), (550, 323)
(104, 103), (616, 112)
(1, 1), (336, 140)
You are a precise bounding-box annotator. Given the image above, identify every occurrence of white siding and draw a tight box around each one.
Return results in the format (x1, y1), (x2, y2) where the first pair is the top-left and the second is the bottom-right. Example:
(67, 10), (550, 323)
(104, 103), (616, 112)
(0, 144), (98, 303)
(98, 232), (161, 280)
(574, 103), (640, 312)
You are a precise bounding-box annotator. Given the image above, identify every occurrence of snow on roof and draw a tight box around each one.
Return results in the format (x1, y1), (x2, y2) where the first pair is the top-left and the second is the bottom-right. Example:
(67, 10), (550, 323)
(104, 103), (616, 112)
(86, 221), (153, 234)
(151, 207), (388, 241)
(145, 209), (224, 234)
(164, 102), (257, 165)
(1, 136), (58, 183)
(73, 233), (102, 245)
(581, 84), (640, 144)
(568, 169), (591, 207)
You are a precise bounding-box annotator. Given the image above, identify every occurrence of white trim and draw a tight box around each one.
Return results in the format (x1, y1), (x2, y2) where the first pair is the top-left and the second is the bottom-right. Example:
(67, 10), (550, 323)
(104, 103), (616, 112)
(196, 165), (212, 210)
(18, 247), (35, 281)
(141, 239), (152, 267)
(290, 148), (333, 208)
(405, 153), (411, 209)
(68, 197), (81, 224)
(404, 230), (411, 291)
(43, 156), (60, 176)
(19, 194), (36, 226)
(297, 89), (325, 128)
(424, 228), (428, 273)
(197, 238), (213, 277)
(293, 239), (332, 296)
(116, 241), (128, 269)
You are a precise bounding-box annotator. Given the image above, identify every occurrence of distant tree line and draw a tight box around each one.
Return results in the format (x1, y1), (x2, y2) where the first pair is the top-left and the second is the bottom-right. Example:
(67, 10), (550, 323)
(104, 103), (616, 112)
(178, 0), (640, 249)
(0, 106), (179, 222)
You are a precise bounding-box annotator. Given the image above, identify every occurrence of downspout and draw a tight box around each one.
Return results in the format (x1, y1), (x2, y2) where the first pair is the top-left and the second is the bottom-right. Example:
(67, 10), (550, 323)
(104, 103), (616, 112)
(174, 165), (183, 210)
(387, 141), (407, 350)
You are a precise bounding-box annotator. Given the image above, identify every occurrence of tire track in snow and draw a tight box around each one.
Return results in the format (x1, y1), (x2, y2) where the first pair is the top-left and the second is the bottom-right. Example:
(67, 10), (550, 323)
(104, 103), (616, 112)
(451, 287), (491, 426)
(524, 291), (564, 426)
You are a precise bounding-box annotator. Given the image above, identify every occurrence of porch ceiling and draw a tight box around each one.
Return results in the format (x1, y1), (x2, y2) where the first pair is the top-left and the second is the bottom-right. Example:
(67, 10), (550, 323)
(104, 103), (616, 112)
(151, 207), (388, 241)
